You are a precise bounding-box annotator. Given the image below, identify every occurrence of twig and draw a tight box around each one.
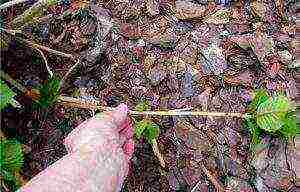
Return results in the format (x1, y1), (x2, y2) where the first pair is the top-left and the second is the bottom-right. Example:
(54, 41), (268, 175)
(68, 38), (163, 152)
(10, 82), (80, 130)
(0, 0), (30, 10)
(36, 48), (53, 77)
(1, 27), (76, 59)
(200, 163), (224, 192)
(0, 28), (22, 35)
(1, 71), (246, 118)
(22, 38), (75, 59)
(58, 96), (246, 118)
(57, 96), (108, 110)
(59, 59), (80, 88)
(129, 110), (246, 118)
(190, 179), (202, 192)
(151, 139), (165, 168)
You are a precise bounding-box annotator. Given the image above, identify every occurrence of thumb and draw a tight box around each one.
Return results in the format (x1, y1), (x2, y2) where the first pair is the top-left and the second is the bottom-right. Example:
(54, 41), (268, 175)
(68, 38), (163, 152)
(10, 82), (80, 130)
(99, 103), (129, 129)
(64, 104), (129, 153)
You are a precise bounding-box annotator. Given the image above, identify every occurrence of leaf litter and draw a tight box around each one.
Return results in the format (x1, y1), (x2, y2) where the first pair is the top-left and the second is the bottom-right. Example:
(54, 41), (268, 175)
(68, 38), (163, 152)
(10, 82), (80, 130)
(0, 0), (298, 191)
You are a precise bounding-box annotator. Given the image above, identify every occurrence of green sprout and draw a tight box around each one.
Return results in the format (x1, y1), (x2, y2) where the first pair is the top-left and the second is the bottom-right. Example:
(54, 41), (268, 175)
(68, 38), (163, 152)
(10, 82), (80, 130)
(35, 76), (60, 109)
(133, 100), (160, 144)
(0, 80), (16, 110)
(134, 119), (160, 144)
(246, 90), (299, 146)
(0, 139), (24, 190)
(134, 100), (149, 112)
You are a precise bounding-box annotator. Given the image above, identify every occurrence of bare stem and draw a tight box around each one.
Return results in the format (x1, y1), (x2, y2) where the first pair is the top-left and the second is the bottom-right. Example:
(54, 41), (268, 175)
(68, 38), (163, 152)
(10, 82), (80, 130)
(190, 179), (202, 192)
(57, 96), (104, 110)
(151, 139), (165, 168)
(58, 96), (247, 118)
(0, 0), (30, 10)
(36, 48), (53, 77)
(59, 59), (80, 88)
(129, 110), (246, 118)
(1, 70), (246, 119)
(200, 163), (224, 192)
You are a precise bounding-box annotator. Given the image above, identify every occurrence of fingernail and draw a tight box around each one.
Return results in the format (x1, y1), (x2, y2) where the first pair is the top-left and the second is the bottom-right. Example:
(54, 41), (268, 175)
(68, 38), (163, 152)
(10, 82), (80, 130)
(115, 103), (128, 114)
(123, 139), (134, 156)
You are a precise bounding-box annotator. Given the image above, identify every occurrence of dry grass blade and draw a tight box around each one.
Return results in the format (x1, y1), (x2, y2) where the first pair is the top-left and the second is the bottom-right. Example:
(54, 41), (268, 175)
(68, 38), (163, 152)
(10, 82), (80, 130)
(0, 0), (30, 10)
(22, 38), (75, 59)
(59, 59), (81, 88)
(151, 139), (165, 168)
(130, 110), (246, 118)
(36, 48), (53, 77)
(199, 163), (224, 192)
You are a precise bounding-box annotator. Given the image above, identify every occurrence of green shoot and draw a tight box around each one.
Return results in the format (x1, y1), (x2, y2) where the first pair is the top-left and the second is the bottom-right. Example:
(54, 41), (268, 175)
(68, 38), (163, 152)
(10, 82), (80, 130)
(133, 100), (160, 144)
(134, 100), (150, 112)
(246, 90), (299, 146)
(0, 139), (24, 189)
(134, 119), (160, 144)
(35, 76), (60, 109)
(0, 80), (16, 110)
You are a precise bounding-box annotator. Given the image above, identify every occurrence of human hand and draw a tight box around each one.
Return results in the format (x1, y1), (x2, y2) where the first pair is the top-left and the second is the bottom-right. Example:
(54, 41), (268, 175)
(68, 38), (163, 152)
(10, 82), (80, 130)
(18, 104), (134, 192)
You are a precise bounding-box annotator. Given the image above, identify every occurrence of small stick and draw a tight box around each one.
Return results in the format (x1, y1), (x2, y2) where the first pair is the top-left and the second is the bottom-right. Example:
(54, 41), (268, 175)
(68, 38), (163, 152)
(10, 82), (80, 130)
(1, 28), (75, 59)
(59, 59), (80, 88)
(22, 38), (75, 59)
(199, 163), (224, 192)
(190, 179), (202, 192)
(0, 0), (30, 10)
(151, 139), (165, 168)
(130, 110), (246, 118)
(57, 96), (104, 110)
(1, 70), (246, 118)
(36, 48), (53, 77)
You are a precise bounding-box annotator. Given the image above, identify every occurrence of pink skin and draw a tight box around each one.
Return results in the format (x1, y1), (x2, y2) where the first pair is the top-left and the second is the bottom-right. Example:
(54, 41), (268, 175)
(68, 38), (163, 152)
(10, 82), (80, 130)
(19, 104), (134, 192)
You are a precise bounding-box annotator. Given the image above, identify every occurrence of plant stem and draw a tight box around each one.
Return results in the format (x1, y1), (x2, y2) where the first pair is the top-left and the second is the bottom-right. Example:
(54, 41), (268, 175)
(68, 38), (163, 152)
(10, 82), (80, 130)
(0, 0), (30, 10)
(36, 48), (53, 77)
(130, 110), (246, 118)
(199, 163), (224, 192)
(59, 59), (80, 88)
(0, 71), (247, 118)
(151, 139), (165, 168)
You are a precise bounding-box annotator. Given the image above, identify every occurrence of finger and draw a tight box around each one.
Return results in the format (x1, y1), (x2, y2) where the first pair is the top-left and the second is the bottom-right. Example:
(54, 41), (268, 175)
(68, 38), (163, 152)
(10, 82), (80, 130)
(118, 118), (133, 139)
(122, 139), (134, 161)
(64, 104), (129, 152)
(98, 103), (129, 130)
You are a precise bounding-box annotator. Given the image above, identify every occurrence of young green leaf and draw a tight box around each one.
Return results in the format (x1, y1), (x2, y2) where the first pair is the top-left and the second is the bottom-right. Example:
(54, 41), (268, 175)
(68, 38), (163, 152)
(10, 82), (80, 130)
(246, 90), (297, 147)
(143, 122), (160, 144)
(0, 139), (24, 174)
(245, 117), (261, 145)
(278, 112), (299, 139)
(0, 80), (16, 110)
(134, 100), (149, 112)
(35, 76), (60, 108)
(247, 89), (269, 113)
(256, 95), (291, 132)
(134, 120), (149, 139)
(133, 119), (160, 144)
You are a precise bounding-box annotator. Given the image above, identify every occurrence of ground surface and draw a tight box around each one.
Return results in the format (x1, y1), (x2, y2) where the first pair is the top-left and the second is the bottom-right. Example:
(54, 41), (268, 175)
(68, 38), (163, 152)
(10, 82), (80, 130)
(0, 0), (298, 192)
